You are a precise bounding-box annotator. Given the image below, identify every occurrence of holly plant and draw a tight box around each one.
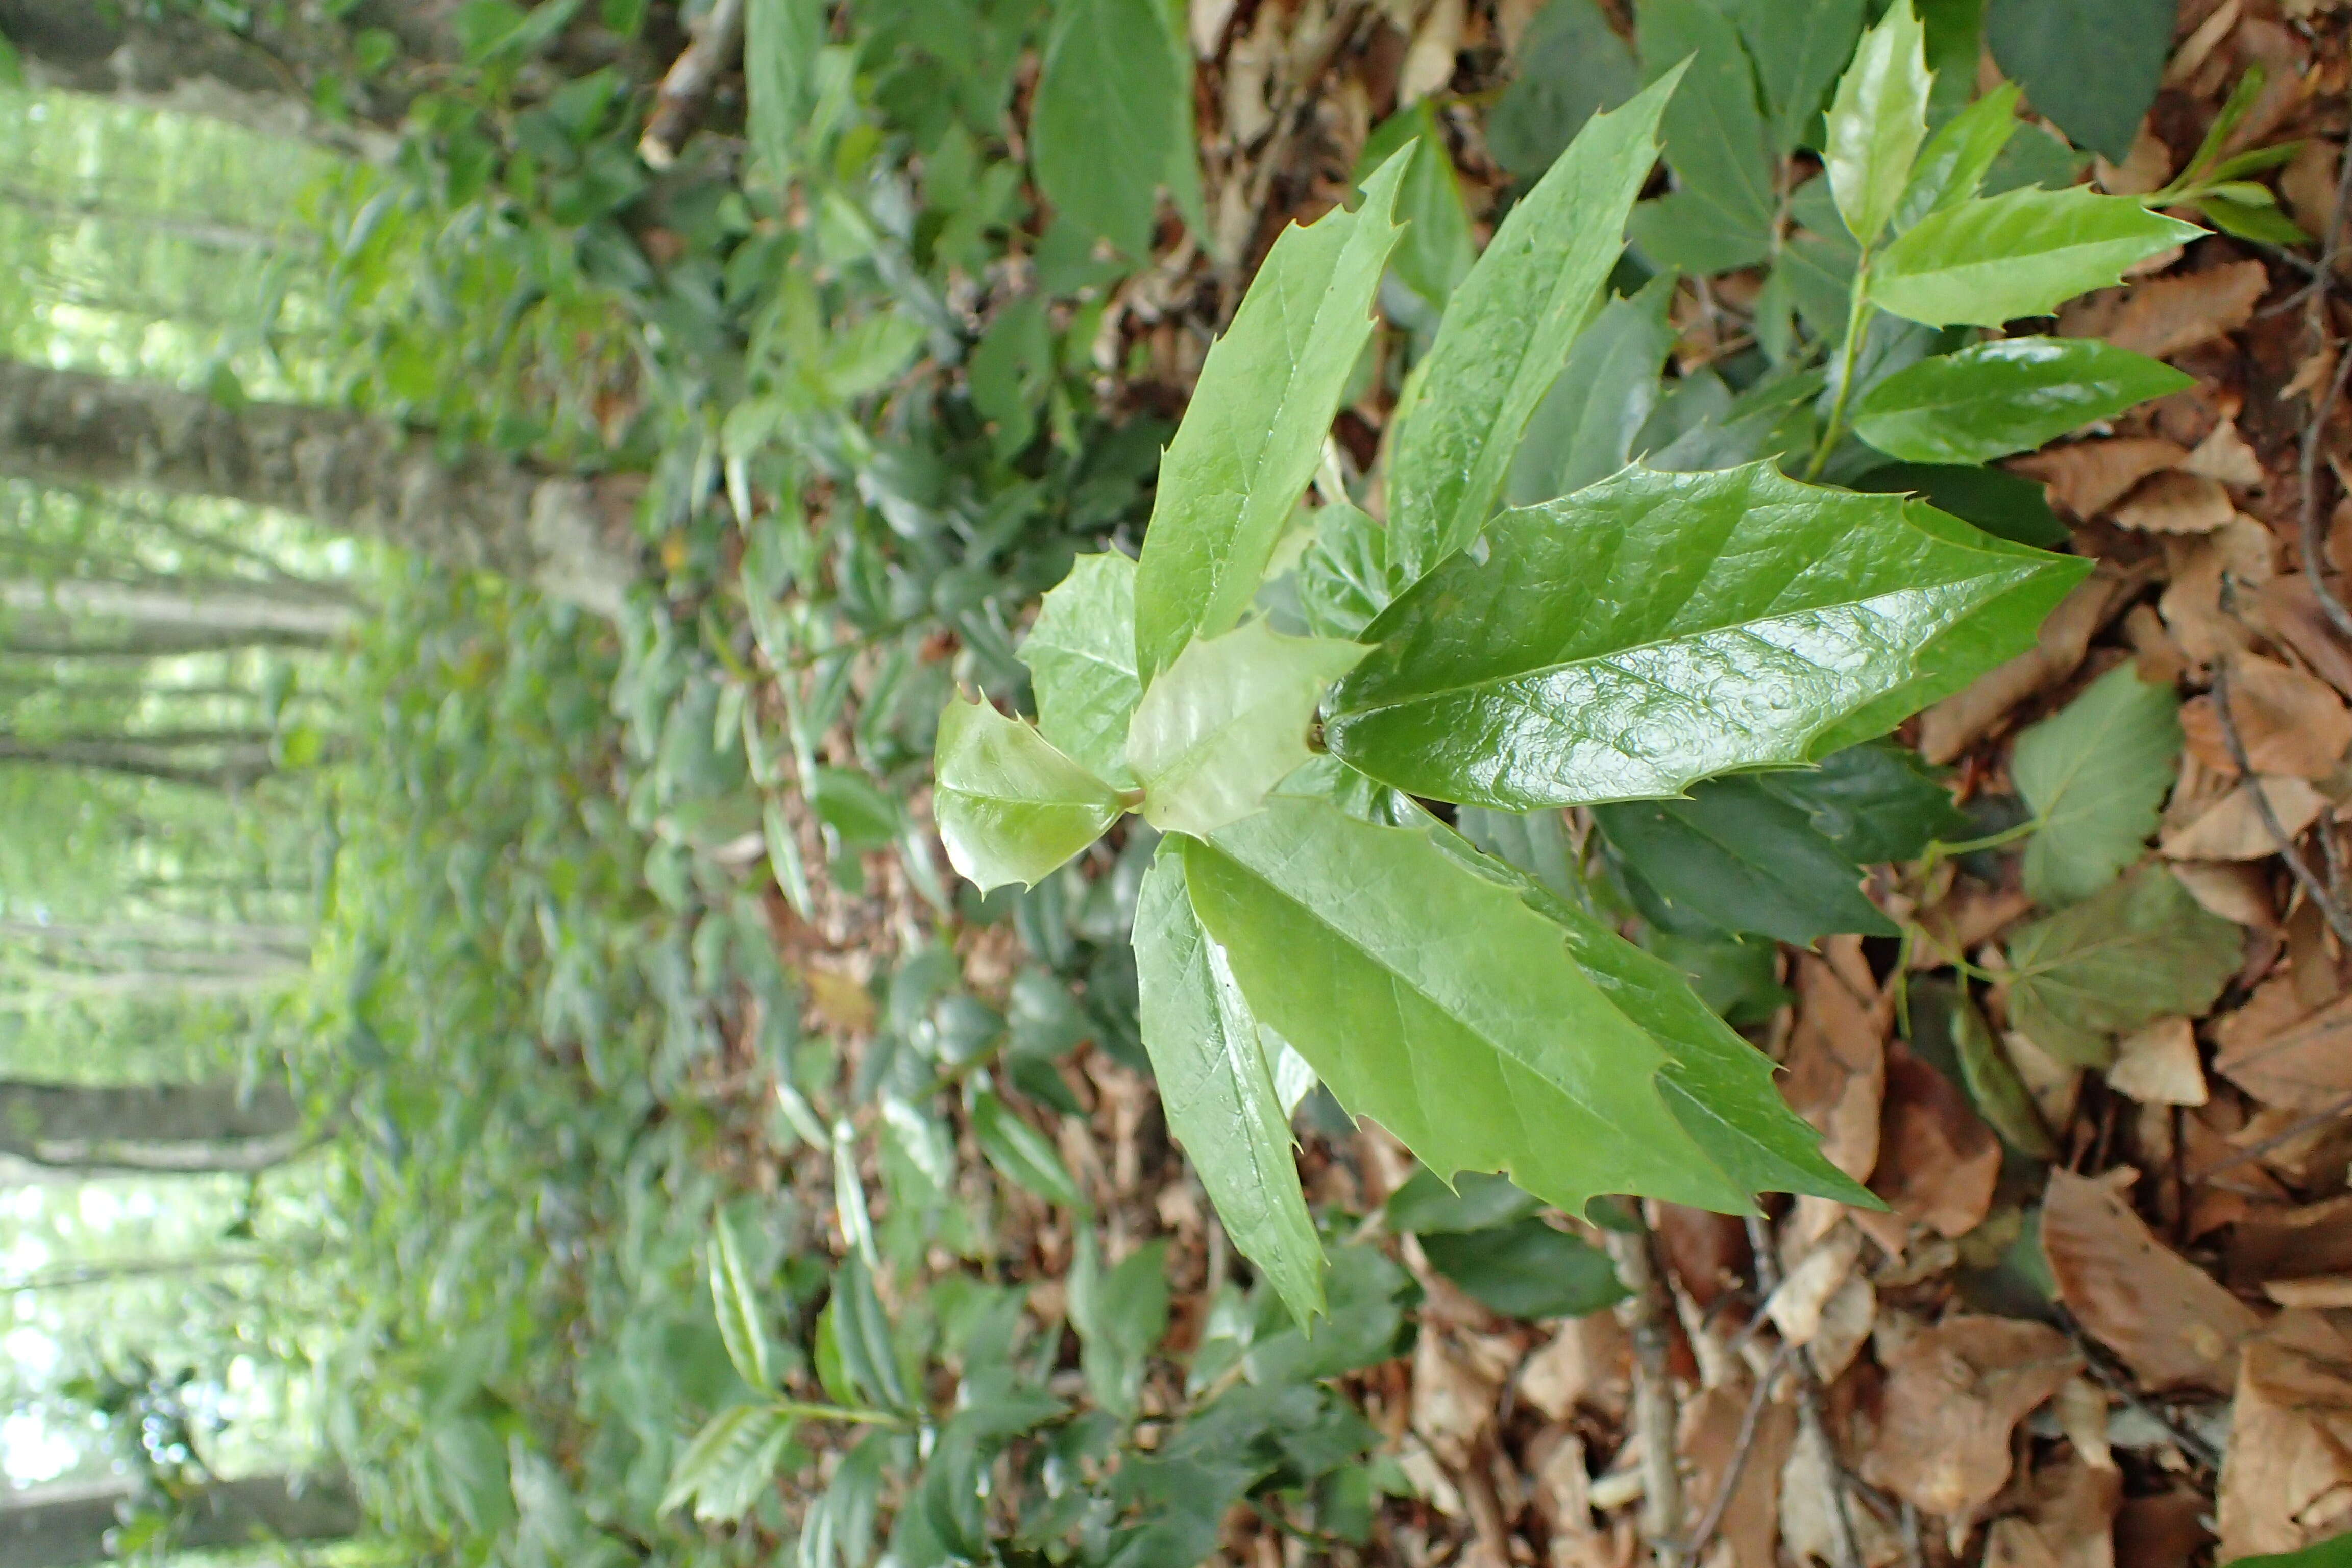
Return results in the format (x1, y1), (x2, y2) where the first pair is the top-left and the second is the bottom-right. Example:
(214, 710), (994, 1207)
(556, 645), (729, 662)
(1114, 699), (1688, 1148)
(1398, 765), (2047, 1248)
(933, 7), (2195, 1324)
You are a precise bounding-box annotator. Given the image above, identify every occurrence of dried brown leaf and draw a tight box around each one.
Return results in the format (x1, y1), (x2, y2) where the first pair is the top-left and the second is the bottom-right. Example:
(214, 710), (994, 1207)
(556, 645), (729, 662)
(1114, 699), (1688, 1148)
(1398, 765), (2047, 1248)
(2014, 438), (2187, 520)
(2214, 983), (2352, 1113)
(1919, 567), (2138, 762)
(2106, 1017), (2209, 1107)
(1980, 1452), (2122, 1568)
(1861, 1315), (2079, 1520)
(2169, 859), (2280, 931)
(2042, 1167), (2263, 1393)
(2217, 1311), (2352, 1561)
(2180, 653), (2352, 779)
(2113, 471), (2235, 533)
(2159, 774), (2328, 860)
(2184, 415), (2265, 488)
(2064, 259), (2268, 360)
(1780, 955), (1885, 1183)
(1516, 1314), (1630, 1424)
(1872, 1041), (2000, 1238)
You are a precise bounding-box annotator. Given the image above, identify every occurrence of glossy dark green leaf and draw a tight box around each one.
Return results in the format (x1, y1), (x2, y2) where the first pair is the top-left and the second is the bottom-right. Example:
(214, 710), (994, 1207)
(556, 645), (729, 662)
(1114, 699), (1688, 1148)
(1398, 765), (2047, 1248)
(1131, 156), (1408, 681)
(1823, 0), (1930, 244)
(1021, 551), (1142, 786)
(1419, 1220), (1627, 1318)
(972, 1088), (1087, 1208)
(933, 698), (1123, 892)
(1387, 71), (1679, 581)
(1731, 0), (1862, 155)
(1750, 740), (1968, 863)
(1853, 337), (2193, 465)
(1326, 463), (2076, 810)
(1633, 0), (1773, 272)
(1984, 0), (2171, 161)
(2005, 867), (2241, 1068)
(1487, 0), (1639, 179)
(2227, 1532), (2352, 1567)
(1870, 187), (2203, 327)
(1384, 1168), (1543, 1234)
(810, 765), (905, 849)
(2014, 664), (2182, 906)
(1031, 0), (1190, 255)
(1456, 805), (1587, 910)
(1184, 796), (1752, 1213)
(1851, 460), (2068, 548)
(1068, 1232), (1169, 1419)
(1125, 621), (1366, 837)
(1506, 274), (1678, 507)
(1641, 929), (1790, 1027)
(1595, 781), (1897, 944)
(1295, 503), (1400, 640)
(1134, 849), (1325, 1322)
(1358, 104), (1477, 310)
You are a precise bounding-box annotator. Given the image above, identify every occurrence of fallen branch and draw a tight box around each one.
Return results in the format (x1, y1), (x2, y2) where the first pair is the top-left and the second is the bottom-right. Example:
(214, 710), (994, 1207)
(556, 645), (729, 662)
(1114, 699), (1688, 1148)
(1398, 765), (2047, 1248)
(1746, 1214), (1863, 1568)
(1603, 1220), (1687, 1568)
(640, 0), (748, 172)
(1679, 1342), (1794, 1565)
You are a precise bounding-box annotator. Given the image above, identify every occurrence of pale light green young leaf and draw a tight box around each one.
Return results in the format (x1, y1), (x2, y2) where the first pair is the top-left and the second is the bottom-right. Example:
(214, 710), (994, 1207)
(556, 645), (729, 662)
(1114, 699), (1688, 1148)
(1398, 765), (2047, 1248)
(1134, 849), (1325, 1322)
(1853, 337), (2192, 465)
(1325, 463), (2078, 810)
(662, 1403), (797, 1521)
(1870, 186), (2204, 327)
(1387, 70), (1681, 582)
(745, 0), (823, 180)
(971, 1089), (1087, 1209)
(1825, 0), (1930, 244)
(1132, 155), (1409, 682)
(2006, 867), (2240, 1068)
(709, 1210), (773, 1391)
(1892, 82), (2021, 229)
(1020, 551), (1142, 786)
(1127, 621), (1366, 836)
(1183, 797), (1753, 1214)
(2013, 664), (2182, 906)
(933, 698), (1124, 892)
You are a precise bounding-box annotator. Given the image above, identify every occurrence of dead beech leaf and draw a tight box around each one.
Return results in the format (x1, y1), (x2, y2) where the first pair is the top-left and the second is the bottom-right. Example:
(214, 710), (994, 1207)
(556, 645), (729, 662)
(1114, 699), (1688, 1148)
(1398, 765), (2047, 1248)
(2169, 859), (2280, 931)
(2042, 1167), (2263, 1393)
(2214, 987), (2352, 1113)
(1861, 1315), (2079, 1520)
(2112, 471), (2235, 533)
(1913, 883), (2037, 967)
(2264, 1276), (2352, 1307)
(2179, 653), (2352, 779)
(2252, 575), (2352, 699)
(1396, 0), (1464, 105)
(2014, 438), (2186, 520)
(1980, 1453), (2123, 1568)
(1680, 1379), (1796, 1568)
(2217, 1311), (2352, 1561)
(2227, 1193), (2352, 1291)
(2074, 259), (2268, 360)
(2184, 415), (2265, 488)
(1516, 1313), (1629, 1423)
(1872, 1042), (2000, 1238)
(1652, 1204), (1750, 1310)
(2106, 1017), (2209, 1106)
(2093, 122), (2173, 196)
(1806, 1271), (1875, 1383)
(1919, 567), (2138, 763)
(1765, 1225), (1861, 1346)
(1780, 955), (1885, 1183)
(2282, 138), (2340, 244)
(2114, 1487), (2214, 1568)
(2159, 775), (2327, 860)
(1413, 1326), (1499, 1465)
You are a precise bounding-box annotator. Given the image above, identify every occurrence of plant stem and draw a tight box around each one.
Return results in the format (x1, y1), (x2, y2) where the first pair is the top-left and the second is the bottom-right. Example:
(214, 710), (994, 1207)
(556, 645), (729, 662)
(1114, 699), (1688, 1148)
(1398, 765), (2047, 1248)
(1804, 265), (1875, 481)
(775, 1399), (913, 1429)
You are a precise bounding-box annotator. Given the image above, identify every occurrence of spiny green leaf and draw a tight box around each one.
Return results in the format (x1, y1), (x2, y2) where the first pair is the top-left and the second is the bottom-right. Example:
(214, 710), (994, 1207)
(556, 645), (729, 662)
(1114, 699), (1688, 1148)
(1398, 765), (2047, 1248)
(1595, 782), (1896, 944)
(1387, 70), (1680, 582)
(933, 697), (1124, 892)
(1731, 0), (1863, 155)
(1853, 337), (2194, 465)
(1132, 154), (1409, 682)
(1135, 848), (1325, 1322)
(1749, 741), (1967, 864)
(1183, 797), (1753, 1214)
(1126, 621), (1365, 837)
(1824, 0), (1930, 245)
(1870, 186), (2204, 327)
(662, 1402), (797, 1521)
(709, 1209), (773, 1391)
(831, 1255), (913, 1414)
(1068, 1232), (1169, 1419)
(1021, 551), (1142, 786)
(1984, 0), (2171, 162)
(1031, 0), (1192, 255)
(2005, 867), (2241, 1068)
(1326, 463), (2076, 810)
(2014, 664), (2182, 906)
(1894, 82), (2022, 228)
(1296, 502), (1400, 640)
(1418, 1220), (1626, 1319)
(1629, 2), (1772, 273)
(1506, 273), (1679, 507)
(971, 1088), (1087, 1209)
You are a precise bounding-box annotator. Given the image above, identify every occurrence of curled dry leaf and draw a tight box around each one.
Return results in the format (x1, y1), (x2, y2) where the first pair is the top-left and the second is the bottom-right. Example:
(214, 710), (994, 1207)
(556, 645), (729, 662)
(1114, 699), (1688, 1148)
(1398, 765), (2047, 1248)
(2180, 653), (2352, 779)
(2227, 1193), (2352, 1291)
(2217, 1311), (2352, 1561)
(2158, 774), (2328, 860)
(2168, 859), (2280, 931)
(1766, 1225), (1861, 1348)
(1516, 1313), (1630, 1424)
(2112, 471), (2235, 533)
(1872, 1042), (2001, 1238)
(2060, 258), (2268, 360)
(1680, 1376), (1797, 1568)
(1412, 1325), (1501, 1466)
(1980, 1452), (2122, 1568)
(1919, 568), (2138, 763)
(2183, 415), (2264, 488)
(2105, 1017), (2209, 1107)
(2253, 575), (2352, 700)
(1806, 1271), (1876, 1383)
(2213, 980), (2352, 1113)
(1779, 955), (1886, 1187)
(1861, 1315), (2080, 1521)
(2014, 438), (2187, 520)
(2041, 1167), (2263, 1393)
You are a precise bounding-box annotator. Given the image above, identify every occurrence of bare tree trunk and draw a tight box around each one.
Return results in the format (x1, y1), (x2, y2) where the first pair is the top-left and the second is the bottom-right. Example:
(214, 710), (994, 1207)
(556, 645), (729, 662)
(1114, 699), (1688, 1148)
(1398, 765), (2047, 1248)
(0, 1473), (359, 1567)
(0, 184), (310, 252)
(0, 359), (638, 616)
(0, 1077), (307, 1175)
(1, 578), (358, 649)
(0, 732), (278, 789)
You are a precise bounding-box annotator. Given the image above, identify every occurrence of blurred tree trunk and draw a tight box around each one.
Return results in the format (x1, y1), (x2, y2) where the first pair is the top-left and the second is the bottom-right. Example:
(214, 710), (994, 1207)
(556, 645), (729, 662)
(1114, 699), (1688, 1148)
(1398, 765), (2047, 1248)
(0, 1078), (307, 1175)
(0, 359), (639, 617)
(0, 731), (279, 789)
(0, 1473), (359, 1567)
(0, 578), (358, 652)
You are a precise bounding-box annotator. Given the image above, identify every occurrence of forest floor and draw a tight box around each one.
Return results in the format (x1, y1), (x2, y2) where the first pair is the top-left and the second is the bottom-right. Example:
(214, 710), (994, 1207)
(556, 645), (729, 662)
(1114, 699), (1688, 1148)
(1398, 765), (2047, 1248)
(723, 1), (2352, 1564)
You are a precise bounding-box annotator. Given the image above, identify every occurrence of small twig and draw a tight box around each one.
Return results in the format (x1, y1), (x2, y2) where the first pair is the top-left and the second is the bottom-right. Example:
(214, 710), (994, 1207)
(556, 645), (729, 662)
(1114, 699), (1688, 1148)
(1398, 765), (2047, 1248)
(2187, 1089), (2352, 1181)
(1746, 1215), (1863, 1568)
(2062, 1318), (2224, 1472)
(1603, 1220), (1687, 1568)
(639, 0), (748, 171)
(1678, 1342), (1794, 1565)
(2209, 642), (2352, 943)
